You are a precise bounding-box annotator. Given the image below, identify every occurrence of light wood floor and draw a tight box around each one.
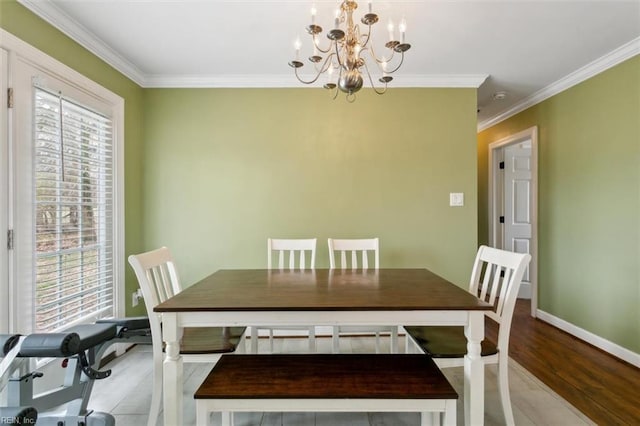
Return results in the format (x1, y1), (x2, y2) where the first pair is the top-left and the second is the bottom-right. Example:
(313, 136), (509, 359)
(90, 335), (593, 426)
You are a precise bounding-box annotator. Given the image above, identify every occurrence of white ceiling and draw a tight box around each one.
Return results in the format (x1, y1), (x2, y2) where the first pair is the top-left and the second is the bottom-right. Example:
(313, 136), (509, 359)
(18, 0), (640, 128)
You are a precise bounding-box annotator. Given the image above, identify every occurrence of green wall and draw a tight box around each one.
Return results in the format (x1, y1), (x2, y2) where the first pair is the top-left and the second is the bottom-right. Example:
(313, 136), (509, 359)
(143, 88), (479, 287)
(478, 56), (640, 353)
(1, 1), (478, 317)
(1, 0), (147, 315)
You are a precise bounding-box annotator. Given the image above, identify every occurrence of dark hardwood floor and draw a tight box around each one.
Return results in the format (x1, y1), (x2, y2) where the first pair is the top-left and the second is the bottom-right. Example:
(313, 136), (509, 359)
(488, 299), (640, 425)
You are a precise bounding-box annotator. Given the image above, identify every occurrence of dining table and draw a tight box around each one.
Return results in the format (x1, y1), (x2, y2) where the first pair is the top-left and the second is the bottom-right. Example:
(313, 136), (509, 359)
(154, 268), (493, 426)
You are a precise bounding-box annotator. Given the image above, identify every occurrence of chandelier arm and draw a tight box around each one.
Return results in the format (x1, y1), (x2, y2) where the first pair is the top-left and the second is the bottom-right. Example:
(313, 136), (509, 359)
(300, 53), (340, 85)
(359, 47), (387, 77)
(373, 83), (388, 95)
(313, 52), (338, 74)
(331, 85), (340, 100)
(385, 52), (406, 74)
(359, 25), (372, 48)
(313, 35), (333, 55)
(293, 66), (325, 85)
(364, 42), (395, 67)
(362, 60), (388, 95)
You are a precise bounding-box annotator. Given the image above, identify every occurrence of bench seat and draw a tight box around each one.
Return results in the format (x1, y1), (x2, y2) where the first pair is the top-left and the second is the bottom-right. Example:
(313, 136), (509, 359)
(194, 354), (457, 426)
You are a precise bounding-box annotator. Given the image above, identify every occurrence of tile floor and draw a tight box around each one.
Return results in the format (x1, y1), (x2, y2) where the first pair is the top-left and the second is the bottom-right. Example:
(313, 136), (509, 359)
(89, 335), (594, 426)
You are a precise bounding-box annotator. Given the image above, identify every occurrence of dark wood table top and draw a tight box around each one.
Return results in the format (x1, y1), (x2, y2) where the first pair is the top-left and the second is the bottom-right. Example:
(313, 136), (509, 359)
(154, 269), (492, 313)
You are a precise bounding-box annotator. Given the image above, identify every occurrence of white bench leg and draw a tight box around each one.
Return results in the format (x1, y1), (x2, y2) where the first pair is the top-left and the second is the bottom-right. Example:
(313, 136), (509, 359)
(420, 412), (433, 426)
(332, 326), (340, 353)
(250, 328), (259, 354)
(221, 411), (233, 426)
(309, 327), (316, 352)
(196, 402), (208, 426)
(443, 400), (456, 426)
(391, 329), (399, 353)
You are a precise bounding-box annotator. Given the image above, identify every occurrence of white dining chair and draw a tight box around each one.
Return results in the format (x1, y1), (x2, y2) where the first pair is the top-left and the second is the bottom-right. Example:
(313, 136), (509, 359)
(250, 238), (317, 353)
(404, 245), (531, 426)
(327, 238), (399, 353)
(128, 247), (246, 426)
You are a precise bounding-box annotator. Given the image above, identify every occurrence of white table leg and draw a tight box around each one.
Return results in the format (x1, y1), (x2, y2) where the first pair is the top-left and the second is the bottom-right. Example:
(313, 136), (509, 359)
(464, 311), (485, 425)
(163, 312), (183, 426)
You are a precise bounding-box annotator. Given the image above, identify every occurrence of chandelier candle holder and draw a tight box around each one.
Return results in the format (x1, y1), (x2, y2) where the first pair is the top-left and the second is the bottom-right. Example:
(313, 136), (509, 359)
(289, 0), (411, 102)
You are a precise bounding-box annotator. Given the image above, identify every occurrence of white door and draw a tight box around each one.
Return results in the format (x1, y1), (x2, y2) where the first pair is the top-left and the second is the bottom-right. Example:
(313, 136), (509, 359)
(503, 141), (533, 297)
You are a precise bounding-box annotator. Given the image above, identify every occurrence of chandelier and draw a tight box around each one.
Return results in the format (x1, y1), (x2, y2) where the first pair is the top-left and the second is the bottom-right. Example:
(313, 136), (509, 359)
(288, 1), (411, 102)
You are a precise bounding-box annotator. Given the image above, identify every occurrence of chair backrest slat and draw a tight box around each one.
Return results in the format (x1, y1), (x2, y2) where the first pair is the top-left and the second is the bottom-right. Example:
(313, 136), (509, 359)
(328, 238), (379, 269)
(128, 247), (183, 367)
(268, 238), (316, 270)
(469, 245), (531, 354)
(130, 247), (182, 308)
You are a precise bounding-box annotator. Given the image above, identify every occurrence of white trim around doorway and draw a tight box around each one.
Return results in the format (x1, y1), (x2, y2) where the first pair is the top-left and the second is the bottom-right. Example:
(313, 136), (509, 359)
(488, 126), (538, 317)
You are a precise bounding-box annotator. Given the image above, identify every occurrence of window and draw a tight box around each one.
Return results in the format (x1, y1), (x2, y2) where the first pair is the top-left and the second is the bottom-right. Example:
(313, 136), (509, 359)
(34, 88), (115, 332)
(1, 29), (124, 334)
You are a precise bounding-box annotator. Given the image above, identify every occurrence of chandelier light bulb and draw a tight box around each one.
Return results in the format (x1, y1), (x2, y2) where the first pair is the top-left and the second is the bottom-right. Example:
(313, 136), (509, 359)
(399, 18), (407, 43)
(387, 20), (394, 41)
(294, 37), (301, 59)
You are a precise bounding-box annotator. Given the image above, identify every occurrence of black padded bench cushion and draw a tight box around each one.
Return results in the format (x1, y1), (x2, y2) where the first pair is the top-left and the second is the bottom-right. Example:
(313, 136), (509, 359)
(18, 323), (117, 358)
(195, 354), (458, 400)
(65, 323), (117, 352)
(96, 316), (150, 331)
(19, 332), (80, 358)
(0, 334), (21, 356)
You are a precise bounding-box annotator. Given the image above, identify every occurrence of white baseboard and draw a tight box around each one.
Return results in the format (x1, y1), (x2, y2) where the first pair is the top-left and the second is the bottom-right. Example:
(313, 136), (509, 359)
(536, 309), (640, 368)
(518, 283), (532, 299)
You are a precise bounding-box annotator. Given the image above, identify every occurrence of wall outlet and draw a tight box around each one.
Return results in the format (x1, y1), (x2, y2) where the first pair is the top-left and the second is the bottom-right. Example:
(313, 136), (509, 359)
(132, 289), (143, 307)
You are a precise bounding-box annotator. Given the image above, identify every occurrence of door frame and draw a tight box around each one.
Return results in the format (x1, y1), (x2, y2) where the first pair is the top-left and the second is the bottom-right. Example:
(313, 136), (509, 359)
(488, 126), (538, 317)
(0, 48), (8, 332)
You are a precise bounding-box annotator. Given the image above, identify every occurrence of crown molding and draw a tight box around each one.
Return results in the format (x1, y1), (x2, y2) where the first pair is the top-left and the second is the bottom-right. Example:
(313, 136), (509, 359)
(144, 74), (489, 88)
(17, 0), (147, 86)
(478, 36), (640, 132)
(18, 0), (487, 90)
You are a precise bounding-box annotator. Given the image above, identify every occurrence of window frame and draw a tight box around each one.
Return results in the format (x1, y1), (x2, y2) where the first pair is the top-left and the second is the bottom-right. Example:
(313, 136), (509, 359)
(1, 29), (125, 334)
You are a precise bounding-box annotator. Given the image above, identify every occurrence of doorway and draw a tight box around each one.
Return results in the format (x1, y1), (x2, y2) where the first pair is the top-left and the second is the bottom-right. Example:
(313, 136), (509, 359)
(488, 126), (538, 317)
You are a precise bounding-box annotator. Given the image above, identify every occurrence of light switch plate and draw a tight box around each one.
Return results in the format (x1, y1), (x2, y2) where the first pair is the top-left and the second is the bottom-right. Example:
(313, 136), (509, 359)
(450, 192), (464, 207)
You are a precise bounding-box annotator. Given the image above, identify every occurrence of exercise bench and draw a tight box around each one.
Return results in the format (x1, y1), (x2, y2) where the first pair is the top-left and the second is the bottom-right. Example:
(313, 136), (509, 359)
(194, 354), (457, 426)
(0, 319), (150, 426)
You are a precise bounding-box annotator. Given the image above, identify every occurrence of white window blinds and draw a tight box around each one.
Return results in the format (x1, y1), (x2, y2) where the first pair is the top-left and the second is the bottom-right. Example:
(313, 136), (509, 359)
(34, 87), (115, 332)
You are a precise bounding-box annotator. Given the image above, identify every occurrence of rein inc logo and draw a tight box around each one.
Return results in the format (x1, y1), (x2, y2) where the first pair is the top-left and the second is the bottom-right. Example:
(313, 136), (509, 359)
(0, 416), (36, 425)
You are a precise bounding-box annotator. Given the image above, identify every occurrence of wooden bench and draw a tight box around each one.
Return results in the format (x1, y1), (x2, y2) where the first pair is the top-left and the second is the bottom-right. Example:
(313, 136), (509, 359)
(194, 354), (457, 426)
